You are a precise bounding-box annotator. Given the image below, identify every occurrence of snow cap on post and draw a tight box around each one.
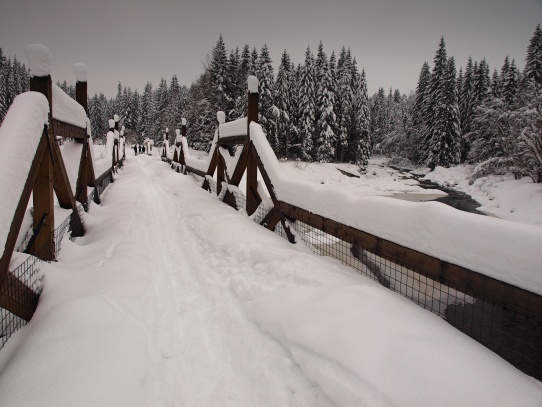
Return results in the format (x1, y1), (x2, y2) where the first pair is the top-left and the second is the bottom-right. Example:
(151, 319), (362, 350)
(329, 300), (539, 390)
(24, 44), (53, 77)
(176, 129), (180, 136)
(114, 114), (119, 122)
(217, 111), (226, 124)
(108, 119), (115, 128)
(247, 75), (259, 93)
(181, 118), (187, 126)
(73, 63), (88, 83)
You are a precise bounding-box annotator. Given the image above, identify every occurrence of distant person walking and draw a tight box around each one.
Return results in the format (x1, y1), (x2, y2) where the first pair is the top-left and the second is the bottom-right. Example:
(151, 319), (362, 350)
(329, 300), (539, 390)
(133, 145), (138, 155)
(142, 145), (146, 154)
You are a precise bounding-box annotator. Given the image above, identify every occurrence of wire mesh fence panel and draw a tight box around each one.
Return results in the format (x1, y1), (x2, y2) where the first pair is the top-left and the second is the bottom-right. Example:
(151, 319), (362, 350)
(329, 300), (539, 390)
(220, 187), (542, 379)
(0, 253), (43, 349)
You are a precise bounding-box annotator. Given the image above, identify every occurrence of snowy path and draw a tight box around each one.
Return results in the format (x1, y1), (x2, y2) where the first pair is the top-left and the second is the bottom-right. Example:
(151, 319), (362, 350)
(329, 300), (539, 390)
(0, 153), (541, 407)
(130, 157), (330, 406)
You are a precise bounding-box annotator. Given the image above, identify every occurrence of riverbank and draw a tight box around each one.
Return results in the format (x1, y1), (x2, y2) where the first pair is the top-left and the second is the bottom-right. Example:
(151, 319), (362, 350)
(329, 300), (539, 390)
(278, 157), (541, 227)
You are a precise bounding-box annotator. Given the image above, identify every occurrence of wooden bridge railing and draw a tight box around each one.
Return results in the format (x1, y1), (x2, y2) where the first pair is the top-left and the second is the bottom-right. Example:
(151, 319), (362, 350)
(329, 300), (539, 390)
(162, 76), (542, 380)
(0, 45), (124, 343)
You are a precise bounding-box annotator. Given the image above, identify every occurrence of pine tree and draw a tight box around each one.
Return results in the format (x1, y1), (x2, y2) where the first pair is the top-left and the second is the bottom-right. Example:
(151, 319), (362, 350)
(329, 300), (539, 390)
(274, 50), (293, 157)
(167, 74), (183, 130)
(314, 42), (337, 162)
(349, 65), (371, 169)
(0, 48), (7, 122)
(257, 44), (279, 153)
(412, 62), (431, 127)
(210, 35), (229, 116)
(226, 47), (242, 118)
(426, 38), (461, 169)
(474, 58), (490, 105)
(503, 59), (519, 105)
(298, 46), (316, 161)
(155, 77), (169, 134)
(336, 47), (352, 161)
(524, 24), (542, 85)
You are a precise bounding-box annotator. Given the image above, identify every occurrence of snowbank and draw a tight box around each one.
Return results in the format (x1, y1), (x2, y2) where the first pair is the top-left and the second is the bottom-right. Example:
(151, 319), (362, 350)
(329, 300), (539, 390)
(0, 92), (49, 252)
(251, 284), (542, 407)
(249, 123), (542, 295)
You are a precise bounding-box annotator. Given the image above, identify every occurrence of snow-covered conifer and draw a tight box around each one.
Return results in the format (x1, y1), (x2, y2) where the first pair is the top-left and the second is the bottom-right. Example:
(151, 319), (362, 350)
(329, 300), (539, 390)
(298, 46), (316, 161)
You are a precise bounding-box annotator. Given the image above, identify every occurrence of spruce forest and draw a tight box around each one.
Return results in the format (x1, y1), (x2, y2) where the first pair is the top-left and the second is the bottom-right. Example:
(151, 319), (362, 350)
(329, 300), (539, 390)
(1, 25), (541, 182)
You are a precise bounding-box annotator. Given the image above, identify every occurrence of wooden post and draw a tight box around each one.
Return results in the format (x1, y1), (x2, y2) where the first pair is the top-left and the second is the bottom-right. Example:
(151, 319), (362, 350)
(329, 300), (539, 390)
(29, 75), (55, 260)
(180, 119), (187, 171)
(114, 115), (120, 166)
(246, 76), (260, 215)
(75, 78), (89, 209)
(217, 112), (226, 195)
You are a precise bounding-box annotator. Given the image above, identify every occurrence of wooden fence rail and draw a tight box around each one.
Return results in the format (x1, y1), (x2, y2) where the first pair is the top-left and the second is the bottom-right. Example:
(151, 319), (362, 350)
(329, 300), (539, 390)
(0, 47), (124, 343)
(163, 75), (542, 380)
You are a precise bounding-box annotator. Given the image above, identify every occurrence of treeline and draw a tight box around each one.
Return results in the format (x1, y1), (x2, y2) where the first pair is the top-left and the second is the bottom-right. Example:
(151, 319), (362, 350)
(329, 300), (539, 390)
(374, 25), (542, 183)
(2, 26), (540, 181)
(0, 49), (30, 123)
(187, 37), (371, 167)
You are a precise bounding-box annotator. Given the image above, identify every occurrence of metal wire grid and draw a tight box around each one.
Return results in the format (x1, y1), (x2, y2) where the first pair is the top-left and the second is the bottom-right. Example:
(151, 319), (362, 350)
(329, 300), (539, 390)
(219, 187), (541, 379)
(1, 192), (95, 350)
(0, 253), (43, 348)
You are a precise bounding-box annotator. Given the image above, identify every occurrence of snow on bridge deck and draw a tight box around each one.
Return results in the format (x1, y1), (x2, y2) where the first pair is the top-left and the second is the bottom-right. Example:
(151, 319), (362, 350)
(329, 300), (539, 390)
(0, 153), (540, 407)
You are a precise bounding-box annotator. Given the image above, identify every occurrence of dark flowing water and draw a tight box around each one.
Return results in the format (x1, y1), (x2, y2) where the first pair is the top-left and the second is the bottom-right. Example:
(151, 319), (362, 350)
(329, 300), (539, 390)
(389, 165), (486, 216)
(415, 178), (487, 215)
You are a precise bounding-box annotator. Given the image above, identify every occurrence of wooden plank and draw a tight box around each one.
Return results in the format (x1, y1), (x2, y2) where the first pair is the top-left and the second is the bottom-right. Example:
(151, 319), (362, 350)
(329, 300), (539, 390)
(75, 81), (88, 113)
(278, 201), (542, 319)
(260, 207), (281, 231)
(95, 167), (112, 187)
(218, 135), (247, 146)
(51, 119), (86, 139)
(228, 146), (248, 187)
(50, 135), (84, 237)
(246, 91), (259, 216)
(30, 132), (55, 261)
(0, 273), (40, 322)
(185, 166), (207, 178)
(217, 149), (225, 195)
(202, 144), (218, 191)
(0, 133), (48, 282)
(75, 139), (89, 209)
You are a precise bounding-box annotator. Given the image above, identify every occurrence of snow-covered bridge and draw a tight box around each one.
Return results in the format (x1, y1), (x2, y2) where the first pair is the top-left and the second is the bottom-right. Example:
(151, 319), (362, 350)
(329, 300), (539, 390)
(0, 45), (541, 406)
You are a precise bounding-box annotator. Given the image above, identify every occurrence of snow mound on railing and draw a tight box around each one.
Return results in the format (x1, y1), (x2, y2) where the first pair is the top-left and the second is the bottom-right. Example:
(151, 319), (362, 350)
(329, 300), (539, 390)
(0, 92), (49, 251)
(219, 117), (247, 138)
(52, 83), (87, 129)
(249, 122), (542, 295)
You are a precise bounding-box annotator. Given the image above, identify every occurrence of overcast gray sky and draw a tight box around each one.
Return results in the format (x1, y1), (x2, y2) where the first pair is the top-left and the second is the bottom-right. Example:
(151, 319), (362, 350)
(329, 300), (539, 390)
(1, 0), (540, 98)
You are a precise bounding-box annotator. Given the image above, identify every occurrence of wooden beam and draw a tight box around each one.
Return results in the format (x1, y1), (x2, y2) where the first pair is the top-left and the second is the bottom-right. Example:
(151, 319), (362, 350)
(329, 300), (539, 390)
(30, 132), (55, 261)
(185, 166), (207, 178)
(51, 119), (86, 139)
(218, 135), (247, 147)
(260, 207), (281, 230)
(246, 89), (259, 216)
(228, 146), (248, 187)
(50, 135), (84, 237)
(0, 273), (40, 322)
(217, 148), (225, 196)
(278, 201), (542, 319)
(0, 132), (48, 282)
(201, 144), (218, 191)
